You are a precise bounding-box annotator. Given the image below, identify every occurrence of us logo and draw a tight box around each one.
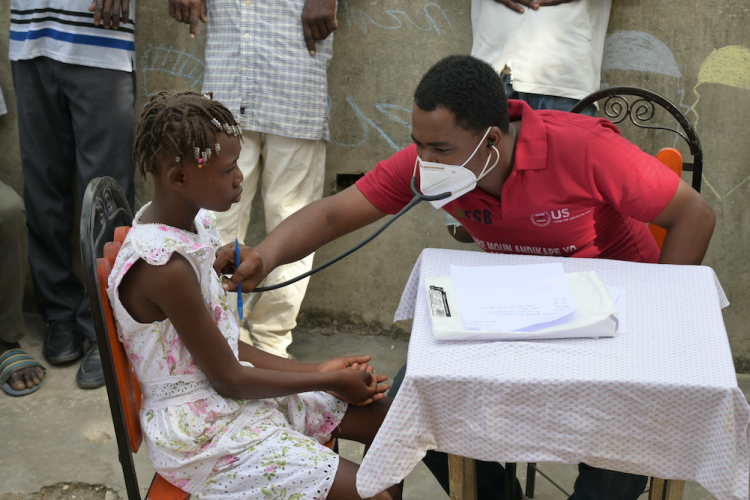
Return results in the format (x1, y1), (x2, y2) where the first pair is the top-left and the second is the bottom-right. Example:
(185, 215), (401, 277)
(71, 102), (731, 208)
(530, 212), (551, 227)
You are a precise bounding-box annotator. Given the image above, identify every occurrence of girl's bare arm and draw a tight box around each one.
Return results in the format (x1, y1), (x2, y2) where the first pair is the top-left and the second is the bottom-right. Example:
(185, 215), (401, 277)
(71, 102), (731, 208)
(118, 254), (379, 402)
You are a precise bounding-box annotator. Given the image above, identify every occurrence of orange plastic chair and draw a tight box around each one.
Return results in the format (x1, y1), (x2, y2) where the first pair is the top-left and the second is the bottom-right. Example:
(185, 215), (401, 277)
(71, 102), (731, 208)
(81, 177), (189, 500)
(648, 148), (683, 249)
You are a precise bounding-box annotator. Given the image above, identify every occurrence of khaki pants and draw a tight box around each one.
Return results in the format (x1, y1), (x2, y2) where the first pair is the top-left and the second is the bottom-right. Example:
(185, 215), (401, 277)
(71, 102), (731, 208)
(215, 130), (325, 358)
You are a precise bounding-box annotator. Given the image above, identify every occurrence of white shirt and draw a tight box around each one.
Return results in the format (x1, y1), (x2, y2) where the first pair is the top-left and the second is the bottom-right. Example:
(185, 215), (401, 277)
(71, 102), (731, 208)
(9, 0), (135, 72)
(471, 0), (612, 100)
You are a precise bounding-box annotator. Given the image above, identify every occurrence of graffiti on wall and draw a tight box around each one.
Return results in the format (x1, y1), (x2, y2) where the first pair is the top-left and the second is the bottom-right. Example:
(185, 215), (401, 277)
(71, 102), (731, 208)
(141, 46), (205, 97)
(340, 0), (452, 36)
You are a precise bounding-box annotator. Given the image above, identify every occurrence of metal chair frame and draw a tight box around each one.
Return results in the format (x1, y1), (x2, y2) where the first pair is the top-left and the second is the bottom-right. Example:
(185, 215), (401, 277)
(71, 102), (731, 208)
(81, 177), (140, 498)
(570, 86), (703, 193)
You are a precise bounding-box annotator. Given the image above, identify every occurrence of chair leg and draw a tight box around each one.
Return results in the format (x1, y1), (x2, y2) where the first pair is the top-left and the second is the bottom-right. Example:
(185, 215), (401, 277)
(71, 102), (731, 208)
(448, 454), (478, 500)
(525, 463), (536, 499)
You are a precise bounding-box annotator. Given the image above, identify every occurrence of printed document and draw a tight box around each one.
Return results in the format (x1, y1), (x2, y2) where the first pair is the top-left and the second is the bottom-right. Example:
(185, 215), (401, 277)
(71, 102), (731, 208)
(450, 263), (577, 331)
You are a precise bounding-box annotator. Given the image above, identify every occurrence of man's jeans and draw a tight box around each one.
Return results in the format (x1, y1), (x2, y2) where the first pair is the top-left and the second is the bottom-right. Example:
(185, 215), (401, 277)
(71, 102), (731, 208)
(387, 364), (648, 500)
(501, 74), (598, 117)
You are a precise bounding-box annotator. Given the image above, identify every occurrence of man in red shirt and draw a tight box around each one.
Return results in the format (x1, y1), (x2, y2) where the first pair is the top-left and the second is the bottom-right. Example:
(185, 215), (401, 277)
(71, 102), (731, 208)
(220, 55), (715, 499)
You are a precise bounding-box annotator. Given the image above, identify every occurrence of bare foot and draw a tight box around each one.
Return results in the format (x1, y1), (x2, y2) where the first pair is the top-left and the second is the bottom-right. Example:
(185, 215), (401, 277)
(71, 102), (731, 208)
(0, 339), (45, 391)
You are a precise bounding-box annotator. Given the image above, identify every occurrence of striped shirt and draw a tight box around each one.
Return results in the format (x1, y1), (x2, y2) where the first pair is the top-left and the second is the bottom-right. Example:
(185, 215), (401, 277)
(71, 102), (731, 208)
(9, 0), (136, 73)
(203, 0), (333, 141)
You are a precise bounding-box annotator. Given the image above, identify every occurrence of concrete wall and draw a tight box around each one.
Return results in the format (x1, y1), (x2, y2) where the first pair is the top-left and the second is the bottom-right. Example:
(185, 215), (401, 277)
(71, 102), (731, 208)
(1, 0), (748, 367)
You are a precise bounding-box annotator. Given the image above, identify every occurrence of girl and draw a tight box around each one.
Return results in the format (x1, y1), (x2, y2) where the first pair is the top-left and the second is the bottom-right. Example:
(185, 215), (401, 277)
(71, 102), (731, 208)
(108, 90), (400, 500)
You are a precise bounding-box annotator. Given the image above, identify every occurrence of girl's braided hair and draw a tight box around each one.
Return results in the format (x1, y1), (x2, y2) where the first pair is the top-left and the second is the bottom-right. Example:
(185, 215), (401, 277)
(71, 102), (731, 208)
(133, 90), (242, 178)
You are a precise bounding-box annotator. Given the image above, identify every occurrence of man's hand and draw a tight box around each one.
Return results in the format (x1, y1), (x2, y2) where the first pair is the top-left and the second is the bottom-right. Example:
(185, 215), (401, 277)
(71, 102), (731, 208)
(168, 0), (208, 39)
(492, 0), (577, 14)
(302, 0), (337, 56)
(214, 242), (267, 292)
(89, 0), (130, 30)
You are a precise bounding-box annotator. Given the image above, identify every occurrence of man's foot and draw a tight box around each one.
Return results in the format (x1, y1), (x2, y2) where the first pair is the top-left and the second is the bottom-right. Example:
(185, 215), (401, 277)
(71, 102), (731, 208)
(76, 342), (105, 389)
(43, 321), (83, 364)
(0, 340), (46, 396)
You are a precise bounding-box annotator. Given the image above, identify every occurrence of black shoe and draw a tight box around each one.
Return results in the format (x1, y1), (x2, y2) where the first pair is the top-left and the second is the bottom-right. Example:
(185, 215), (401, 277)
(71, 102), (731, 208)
(76, 342), (105, 389)
(43, 321), (83, 364)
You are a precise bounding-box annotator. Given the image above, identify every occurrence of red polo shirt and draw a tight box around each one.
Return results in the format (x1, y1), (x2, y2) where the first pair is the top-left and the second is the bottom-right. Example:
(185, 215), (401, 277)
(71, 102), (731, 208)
(355, 100), (680, 263)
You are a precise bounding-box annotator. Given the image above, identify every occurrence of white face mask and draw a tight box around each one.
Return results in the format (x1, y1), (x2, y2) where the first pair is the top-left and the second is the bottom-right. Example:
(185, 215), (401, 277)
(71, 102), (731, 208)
(414, 127), (500, 209)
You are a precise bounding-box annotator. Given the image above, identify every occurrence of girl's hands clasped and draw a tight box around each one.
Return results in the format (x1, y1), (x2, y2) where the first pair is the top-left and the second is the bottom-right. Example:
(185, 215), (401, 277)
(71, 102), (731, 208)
(317, 355), (390, 406)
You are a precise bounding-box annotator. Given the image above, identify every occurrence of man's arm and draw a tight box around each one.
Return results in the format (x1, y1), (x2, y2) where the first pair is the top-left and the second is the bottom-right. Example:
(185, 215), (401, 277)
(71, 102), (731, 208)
(650, 179), (715, 265)
(216, 185), (386, 291)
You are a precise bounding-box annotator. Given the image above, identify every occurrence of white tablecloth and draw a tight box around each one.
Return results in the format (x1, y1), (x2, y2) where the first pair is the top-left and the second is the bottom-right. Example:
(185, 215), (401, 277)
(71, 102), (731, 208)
(356, 249), (749, 500)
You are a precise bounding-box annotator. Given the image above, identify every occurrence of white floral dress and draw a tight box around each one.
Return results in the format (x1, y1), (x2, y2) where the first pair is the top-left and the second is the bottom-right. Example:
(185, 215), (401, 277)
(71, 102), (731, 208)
(107, 204), (347, 500)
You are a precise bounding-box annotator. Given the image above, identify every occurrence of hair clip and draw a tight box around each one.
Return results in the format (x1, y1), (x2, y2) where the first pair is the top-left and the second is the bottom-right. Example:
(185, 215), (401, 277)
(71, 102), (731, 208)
(194, 147), (200, 160)
(215, 143), (221, 154)
(175, 156), (181, 163)
(223, 123), (232, 134)
(211, 118), (222, 129)
(203, 92), (213, 100)
(197, 158), (204, 168)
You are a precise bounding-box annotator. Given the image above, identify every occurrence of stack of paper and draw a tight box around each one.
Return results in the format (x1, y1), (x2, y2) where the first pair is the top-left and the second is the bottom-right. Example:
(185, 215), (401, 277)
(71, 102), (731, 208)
(425, 264), (621, 341)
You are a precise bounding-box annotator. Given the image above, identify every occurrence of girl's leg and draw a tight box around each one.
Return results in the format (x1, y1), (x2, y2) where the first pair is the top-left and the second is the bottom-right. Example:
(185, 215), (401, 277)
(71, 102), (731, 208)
(327, 457), (402, 500)
(331, 397), (392, 447)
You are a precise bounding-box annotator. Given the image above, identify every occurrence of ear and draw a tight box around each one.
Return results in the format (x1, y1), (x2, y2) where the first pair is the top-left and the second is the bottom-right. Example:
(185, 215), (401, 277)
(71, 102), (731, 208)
(487, 127), (503, 149)
(167, 163), (188, 190)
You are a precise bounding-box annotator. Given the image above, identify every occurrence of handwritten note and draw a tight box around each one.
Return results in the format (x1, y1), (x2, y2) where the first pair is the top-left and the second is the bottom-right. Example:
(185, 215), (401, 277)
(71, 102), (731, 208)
(450, 264), (577, 331)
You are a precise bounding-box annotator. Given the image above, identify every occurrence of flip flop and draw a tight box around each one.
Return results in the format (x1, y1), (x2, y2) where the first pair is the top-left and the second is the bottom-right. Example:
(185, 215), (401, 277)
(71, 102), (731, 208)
(0, 348), (46, 396)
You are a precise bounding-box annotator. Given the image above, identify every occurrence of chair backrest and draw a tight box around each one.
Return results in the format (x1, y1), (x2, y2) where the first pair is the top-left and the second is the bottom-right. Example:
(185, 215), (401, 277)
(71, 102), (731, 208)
(571, 87), (703, 250)
(570, 86), (703, 193)
(81, 177), (142, 499)
(82, 177), (190, 500)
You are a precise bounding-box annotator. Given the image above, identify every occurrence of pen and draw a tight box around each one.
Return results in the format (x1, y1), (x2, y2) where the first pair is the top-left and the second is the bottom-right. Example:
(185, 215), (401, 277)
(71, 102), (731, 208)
(235, 238), (243, 320)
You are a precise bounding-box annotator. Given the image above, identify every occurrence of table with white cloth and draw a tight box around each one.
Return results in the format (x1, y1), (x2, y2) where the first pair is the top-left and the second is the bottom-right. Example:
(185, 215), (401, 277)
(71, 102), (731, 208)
(355, 249), (749, 500)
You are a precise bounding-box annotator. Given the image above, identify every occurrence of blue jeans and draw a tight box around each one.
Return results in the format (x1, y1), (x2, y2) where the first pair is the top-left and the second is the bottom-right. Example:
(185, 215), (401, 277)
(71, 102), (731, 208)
(502, 74), (598, 117)
(388, 364), (648, 500)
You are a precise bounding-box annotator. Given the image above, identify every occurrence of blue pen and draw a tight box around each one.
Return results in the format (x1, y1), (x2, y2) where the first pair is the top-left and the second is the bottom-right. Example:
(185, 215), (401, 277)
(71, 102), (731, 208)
(234, 238), (243, 320)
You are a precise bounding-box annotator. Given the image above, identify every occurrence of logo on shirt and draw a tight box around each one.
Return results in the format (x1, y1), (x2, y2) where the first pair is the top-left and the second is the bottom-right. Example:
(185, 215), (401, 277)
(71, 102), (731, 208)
(454, 207), (493, 225)
(530, 209), (575, 227)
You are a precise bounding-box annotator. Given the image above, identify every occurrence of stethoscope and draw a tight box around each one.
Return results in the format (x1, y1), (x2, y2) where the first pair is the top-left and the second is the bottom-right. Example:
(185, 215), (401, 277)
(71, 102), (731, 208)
(252, 144), (499, 293)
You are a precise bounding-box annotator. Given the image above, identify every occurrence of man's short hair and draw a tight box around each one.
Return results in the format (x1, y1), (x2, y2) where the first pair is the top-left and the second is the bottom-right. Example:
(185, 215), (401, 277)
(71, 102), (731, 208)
(414, 55), (510, 134)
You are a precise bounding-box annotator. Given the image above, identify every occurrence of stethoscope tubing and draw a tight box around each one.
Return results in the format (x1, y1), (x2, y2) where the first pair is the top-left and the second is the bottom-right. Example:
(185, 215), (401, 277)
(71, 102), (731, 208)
(251, 178), (449, 292)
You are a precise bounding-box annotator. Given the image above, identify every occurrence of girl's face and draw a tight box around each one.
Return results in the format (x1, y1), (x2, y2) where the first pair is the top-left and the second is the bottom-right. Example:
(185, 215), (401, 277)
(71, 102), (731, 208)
(185, 132), (243, 212)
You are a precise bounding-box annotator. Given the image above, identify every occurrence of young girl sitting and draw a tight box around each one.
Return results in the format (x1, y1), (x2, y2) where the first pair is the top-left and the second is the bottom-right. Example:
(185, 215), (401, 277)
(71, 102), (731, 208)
(108, 90), (400, 500)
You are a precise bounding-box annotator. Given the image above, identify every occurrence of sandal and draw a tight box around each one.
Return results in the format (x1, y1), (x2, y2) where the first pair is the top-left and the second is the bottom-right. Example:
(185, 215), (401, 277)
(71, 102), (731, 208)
(0, 348), (46, 396)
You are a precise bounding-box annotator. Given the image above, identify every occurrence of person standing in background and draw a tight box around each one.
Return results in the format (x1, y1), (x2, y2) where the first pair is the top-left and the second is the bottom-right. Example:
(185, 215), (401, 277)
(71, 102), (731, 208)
(9, 0), (136, 388)
(168, 0), (337, 359)
(473, 0), (611, 115)
(0, 84), (47, 397)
